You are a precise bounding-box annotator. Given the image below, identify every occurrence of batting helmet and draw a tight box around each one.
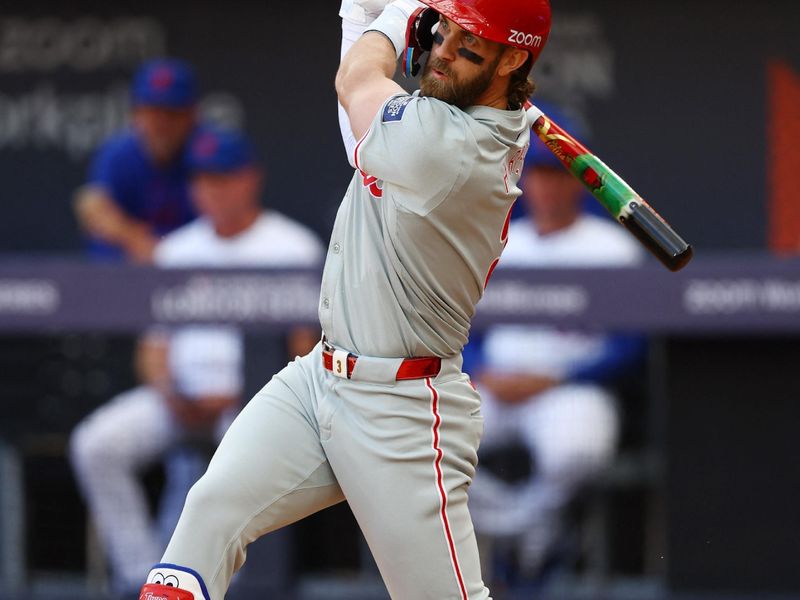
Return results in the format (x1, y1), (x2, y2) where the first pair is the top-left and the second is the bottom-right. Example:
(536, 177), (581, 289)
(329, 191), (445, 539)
(419, 0), (551, 63)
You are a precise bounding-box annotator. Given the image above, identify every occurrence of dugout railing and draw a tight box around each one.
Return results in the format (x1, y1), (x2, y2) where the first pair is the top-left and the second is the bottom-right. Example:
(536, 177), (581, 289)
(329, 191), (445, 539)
(1, 256), (799, 600)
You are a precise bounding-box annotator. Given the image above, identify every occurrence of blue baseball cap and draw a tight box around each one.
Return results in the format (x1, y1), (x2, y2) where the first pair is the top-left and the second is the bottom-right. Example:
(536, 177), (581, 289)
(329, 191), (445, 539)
(525, 101), (587, 171)
(131, 59), (198, 108)
(189, 127), (257, 173)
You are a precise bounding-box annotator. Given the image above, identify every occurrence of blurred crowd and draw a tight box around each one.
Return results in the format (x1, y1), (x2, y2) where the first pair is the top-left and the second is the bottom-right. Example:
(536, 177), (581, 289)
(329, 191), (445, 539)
(56, 57), (646, 597)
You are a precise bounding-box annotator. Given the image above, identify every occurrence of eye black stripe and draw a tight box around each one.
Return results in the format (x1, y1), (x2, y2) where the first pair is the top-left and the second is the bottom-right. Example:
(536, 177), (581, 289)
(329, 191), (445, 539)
(432, 31), (485, 65)
(458, 48), (485, 65)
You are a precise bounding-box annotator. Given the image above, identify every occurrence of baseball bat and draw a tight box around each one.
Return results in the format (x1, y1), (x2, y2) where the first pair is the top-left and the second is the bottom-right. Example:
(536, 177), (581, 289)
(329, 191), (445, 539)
(524, 103), (693, 272)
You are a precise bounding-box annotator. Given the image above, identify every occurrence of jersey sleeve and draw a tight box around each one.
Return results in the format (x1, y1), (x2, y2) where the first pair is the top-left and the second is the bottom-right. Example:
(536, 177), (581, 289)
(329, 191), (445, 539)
(81, 137), (135, 260)
(88, 138), (127, 199)
(354, 94), (470, 214)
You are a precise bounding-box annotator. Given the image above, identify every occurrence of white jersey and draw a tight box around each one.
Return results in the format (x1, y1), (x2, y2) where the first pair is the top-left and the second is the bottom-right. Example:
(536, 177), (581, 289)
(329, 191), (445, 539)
(319, 92), (530, 358)
(499, 213), (643, 268)
(485, 214), (643, 378)
(155, 211), (324, 267)
(154, 211), (324, 397)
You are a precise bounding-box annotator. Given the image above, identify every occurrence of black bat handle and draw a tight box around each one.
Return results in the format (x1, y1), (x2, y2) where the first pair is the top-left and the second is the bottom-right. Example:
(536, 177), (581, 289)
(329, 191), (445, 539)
(620, 202), (694, 272)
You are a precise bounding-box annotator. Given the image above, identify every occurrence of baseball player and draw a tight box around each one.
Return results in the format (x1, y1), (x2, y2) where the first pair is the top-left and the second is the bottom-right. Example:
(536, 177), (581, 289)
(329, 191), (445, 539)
(466, 107), (645, 578)
(70, 127), (323, 596)
(74, 59), (199, 262)
(139, 1), (551, 598)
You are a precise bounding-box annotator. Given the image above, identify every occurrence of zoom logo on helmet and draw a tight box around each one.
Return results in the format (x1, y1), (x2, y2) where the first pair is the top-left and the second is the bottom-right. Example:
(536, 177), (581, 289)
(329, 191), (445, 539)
(419, 0), (551, 63)
(508, 30), (543, 48)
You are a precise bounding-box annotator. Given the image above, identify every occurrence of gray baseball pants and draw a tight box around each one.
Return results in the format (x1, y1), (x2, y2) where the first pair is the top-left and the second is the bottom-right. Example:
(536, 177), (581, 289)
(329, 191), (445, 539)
(160, 341), (490, 599)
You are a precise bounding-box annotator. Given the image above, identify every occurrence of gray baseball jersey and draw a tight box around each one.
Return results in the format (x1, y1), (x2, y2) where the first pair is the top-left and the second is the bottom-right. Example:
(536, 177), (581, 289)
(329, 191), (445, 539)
(320, 91), (530, 358)
(146, 92), (530, 600)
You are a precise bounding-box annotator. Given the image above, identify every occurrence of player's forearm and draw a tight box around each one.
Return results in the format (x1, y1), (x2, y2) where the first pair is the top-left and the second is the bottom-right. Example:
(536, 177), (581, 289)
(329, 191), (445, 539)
(480, 371), (560, 404)
(336, 32), (397, 111)
(337, 19), (366, 165)
(75, 186), (155, 247)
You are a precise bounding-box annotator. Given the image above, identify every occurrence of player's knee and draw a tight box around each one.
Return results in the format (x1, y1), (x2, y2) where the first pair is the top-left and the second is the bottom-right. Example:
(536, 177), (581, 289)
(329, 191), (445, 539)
(180, 474), (232, 527)
(69, 421), (98, 475)
(551, 424), (619, 478)
(176, 475), (249, 568)
(537, 443), (614, 488)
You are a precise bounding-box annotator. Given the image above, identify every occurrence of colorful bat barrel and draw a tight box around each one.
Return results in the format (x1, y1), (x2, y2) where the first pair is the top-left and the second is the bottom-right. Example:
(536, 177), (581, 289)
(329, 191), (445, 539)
(525, 105), (693, 272)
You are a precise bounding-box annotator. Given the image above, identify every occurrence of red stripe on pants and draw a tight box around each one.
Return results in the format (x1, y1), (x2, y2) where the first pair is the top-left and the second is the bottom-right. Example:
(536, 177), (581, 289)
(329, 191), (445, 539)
(426, 377), (468, 600)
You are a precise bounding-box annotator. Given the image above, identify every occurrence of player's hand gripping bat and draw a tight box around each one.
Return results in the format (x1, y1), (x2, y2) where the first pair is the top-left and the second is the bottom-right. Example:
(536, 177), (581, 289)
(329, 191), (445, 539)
(524, 103), (693, 272)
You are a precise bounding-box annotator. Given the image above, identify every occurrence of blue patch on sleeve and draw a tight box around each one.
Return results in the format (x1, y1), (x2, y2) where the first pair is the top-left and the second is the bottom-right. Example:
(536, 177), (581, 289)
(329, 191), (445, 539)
(382, 95), (413, 122)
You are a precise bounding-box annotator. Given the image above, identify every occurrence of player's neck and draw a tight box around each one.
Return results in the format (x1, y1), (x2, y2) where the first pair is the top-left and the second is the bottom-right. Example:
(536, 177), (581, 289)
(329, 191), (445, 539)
(213, 208), (261, 239)
(475, 77), (513, 110)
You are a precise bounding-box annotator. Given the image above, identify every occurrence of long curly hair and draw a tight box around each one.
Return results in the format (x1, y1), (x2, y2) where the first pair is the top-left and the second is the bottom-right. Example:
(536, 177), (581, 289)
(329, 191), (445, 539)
(507, 55), (535, 110)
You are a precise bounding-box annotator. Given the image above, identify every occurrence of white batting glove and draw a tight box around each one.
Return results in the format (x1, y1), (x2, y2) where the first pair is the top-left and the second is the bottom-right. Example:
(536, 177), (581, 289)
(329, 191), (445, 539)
(365, 0), (426, 58)
(339, 0), (393, 26)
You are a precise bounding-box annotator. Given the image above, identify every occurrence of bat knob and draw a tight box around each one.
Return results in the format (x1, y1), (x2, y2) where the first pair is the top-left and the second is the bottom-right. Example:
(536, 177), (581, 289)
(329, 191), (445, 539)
(621, 202), (694, 272)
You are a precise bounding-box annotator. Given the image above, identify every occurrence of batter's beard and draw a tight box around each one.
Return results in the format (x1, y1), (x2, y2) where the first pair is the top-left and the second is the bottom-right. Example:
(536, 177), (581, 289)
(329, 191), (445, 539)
(419, 55), (500, 109)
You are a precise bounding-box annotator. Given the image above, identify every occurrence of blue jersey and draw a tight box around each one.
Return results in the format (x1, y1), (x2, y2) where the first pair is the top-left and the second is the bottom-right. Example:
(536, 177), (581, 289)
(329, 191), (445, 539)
(86, 130), (197, 260)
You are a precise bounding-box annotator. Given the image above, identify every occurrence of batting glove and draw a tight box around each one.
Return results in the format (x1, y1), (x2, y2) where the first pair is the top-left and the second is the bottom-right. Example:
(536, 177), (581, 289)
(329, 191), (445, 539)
(340, 0), (393, 26)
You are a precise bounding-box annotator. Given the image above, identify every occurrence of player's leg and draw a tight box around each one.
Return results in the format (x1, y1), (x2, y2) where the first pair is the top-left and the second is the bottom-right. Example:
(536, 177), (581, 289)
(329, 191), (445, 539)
(69, 385), (174, 593)
(521, 383), (619, 508)
(515, 383), (620, 573)
(324, 368), (490, 599)
(157, 446), (208, 546)
(157, 408), (237, 545)
(142, 348), (345, 600)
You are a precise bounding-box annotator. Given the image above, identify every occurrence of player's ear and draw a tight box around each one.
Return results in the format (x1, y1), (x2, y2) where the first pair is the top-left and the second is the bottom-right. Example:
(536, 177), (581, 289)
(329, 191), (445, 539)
(497, 48), (529, 77)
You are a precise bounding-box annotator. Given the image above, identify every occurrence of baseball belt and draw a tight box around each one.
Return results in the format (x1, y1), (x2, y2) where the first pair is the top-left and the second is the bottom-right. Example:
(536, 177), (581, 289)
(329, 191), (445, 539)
(321, 340), (441, 380)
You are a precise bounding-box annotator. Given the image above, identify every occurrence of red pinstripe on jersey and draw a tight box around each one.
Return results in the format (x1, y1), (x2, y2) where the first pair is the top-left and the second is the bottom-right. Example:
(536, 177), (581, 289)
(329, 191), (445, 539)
(425, 377), (469, 600)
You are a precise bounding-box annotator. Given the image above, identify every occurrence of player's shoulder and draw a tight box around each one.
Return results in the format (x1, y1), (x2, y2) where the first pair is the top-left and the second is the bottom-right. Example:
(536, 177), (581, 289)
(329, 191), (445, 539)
(394, 94), (528, 145)
(382, 92), (461, 121)
(253, 212), (324, 263)
(153, 218), (210, 266)
(89, 130), (149, 185)
(379, 93), (470, 141)
(464, 104), (529, 144)
(93, 130), (144, 163)
(256, 211), (319, 240)
(357, 93), (476, 202)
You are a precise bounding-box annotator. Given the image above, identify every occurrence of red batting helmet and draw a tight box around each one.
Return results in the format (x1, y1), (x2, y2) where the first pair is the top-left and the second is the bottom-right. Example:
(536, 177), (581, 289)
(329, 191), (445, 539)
(419, 0), (551, 63)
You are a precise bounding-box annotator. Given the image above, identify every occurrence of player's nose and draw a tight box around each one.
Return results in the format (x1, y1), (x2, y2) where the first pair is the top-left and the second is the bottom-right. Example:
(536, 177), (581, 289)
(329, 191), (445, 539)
(432, 34), (457, 62)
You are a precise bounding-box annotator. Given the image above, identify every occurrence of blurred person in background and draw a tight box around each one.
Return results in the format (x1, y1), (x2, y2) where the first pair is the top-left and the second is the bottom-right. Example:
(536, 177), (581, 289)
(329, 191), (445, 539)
(465, 104), (646, 583)
(73, 58), (200, 262)
(69, 127), (324, 597)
